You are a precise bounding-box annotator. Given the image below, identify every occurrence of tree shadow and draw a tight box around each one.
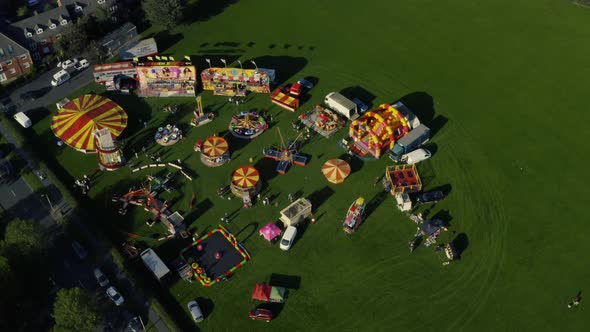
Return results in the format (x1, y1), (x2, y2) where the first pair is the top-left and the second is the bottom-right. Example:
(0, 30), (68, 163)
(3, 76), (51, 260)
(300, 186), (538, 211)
(451, 233), (469, 257)
(153, 31), (184, 53)
(247, 56), (308, 86)
(306, 186), (334, 209)
(340, 86), (376, 108)
(269, 273), (301, 290)
(185, 0), (239, 23)
(235, 222), (258, 244)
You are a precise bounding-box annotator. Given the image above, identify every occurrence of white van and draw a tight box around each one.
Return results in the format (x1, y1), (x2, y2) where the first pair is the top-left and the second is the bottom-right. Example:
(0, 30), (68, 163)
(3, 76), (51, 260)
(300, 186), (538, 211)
(51, 70), (70, 86)
(280, 226), (298, 251)
(325, 92), (359, 120)
(401, 148), (431, 165)
(13, 112), (32, 128)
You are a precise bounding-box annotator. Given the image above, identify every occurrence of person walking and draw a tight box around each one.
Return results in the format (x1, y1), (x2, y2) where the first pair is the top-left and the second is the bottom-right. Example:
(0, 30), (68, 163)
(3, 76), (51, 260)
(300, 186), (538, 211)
(568, 293), (582, 308)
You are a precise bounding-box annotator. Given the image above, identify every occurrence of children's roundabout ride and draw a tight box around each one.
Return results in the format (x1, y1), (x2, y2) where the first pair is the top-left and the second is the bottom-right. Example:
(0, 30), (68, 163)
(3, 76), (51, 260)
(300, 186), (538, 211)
(194, 136), (230, 167)
(229, 111), (268, 139)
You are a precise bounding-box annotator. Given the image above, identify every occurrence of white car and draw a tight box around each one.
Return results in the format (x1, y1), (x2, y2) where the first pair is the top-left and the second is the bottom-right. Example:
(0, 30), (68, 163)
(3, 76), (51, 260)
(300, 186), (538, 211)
(188, 300), (204, 322)
(60, 59), (77, 69)
(106, 286), (124, 306)
(74, 59), (89, 71)
(51, 70), (70, 87)
(279, 226), (298, 250)
(401, 148), (431, 165)
(93, 268), (109, 287)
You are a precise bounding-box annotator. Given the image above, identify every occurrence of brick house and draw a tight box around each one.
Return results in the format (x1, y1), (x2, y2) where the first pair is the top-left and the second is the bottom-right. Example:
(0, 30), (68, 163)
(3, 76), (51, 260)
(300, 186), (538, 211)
(2, 5), (72, 62)
(0, 33), (33, 85)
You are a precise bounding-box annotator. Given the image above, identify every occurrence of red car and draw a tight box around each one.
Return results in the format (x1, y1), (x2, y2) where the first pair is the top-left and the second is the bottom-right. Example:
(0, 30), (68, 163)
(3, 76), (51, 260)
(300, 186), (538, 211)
(249, 308), (273, 322)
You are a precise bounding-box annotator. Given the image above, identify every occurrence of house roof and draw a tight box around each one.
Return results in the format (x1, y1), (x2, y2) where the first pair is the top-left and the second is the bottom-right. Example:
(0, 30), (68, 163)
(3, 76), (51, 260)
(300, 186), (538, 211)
(3, 6), (71, 45)
(61, 0), (118, 18)
(0, 32), (29, 61)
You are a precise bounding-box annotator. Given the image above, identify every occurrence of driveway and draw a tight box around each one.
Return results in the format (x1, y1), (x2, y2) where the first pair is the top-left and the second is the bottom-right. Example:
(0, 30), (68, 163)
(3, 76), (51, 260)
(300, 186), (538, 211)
(3, 65), (94, 114)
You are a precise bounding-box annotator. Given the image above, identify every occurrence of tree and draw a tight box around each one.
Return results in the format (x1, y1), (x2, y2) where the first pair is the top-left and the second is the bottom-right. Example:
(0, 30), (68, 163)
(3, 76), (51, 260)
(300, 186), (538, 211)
(3, 219), (46, 256)
(84, 40), (108, 64)
(54, 20), (90, 60)
(16, 6), (29, 18)
(143, 0), (184, 29)
(52, 288), (97, 332)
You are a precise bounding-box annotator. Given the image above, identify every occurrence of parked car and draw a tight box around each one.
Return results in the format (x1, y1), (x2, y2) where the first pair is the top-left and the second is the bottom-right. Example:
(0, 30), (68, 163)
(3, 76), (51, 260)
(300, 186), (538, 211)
(127, 316), (142, 332)
(106, 286), (124, 306)
(249, 308), (273, 322)
(93, 268), (110, 287)
(60, 59), (77, 69)
(289, 82), (301, 96)
(352, 97), (369, 113)
(71, 241), (88, 260)
(279, 226), (297, 251)
(51, 70), (70, 87)
(74, 58), (90, 71)
(187, 300), (204, 322)
(416, 190), (446, 204)
(400, 148), (431, 165)
(297, 78), (314, 89)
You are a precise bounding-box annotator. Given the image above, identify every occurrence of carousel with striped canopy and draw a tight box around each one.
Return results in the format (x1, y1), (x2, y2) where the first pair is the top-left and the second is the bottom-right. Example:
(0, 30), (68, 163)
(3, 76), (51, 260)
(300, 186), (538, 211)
(51, 94), (128, 153)
(195, 136), (230, 167)
(230, 166), (261, 199)
(321, 159), (351, 184)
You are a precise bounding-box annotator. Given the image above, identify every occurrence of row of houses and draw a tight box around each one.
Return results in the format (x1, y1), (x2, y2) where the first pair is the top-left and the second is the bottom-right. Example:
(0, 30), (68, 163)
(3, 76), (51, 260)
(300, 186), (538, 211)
(0, 0), (137, 85)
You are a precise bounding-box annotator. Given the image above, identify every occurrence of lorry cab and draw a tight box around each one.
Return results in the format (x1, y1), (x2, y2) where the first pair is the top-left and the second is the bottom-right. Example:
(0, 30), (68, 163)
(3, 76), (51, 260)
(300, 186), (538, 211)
(51, 70), (70, 86)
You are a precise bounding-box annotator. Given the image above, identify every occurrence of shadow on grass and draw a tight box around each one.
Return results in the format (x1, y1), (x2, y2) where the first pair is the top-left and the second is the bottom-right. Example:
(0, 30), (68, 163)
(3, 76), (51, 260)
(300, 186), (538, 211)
(184, 198), (214, 226)
(247, 56), (308, 86)
(365, 190), (388, 220)
(396, 92), (435, 124)
(196, 297), (215, 319)
(185, 0), (239, 23)
(451, 233), (469, 257)
(307, 186), (334, 209)
(340, 86), (377, 108)
(235, 222), (258, 244)
(269, 273), (301, 290)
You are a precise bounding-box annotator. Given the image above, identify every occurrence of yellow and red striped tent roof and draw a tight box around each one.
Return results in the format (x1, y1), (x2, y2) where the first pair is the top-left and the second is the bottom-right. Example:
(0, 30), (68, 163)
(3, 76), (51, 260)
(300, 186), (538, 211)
(51, 95), (127, 153)
(321, 159), (351, 184)
(202, 136), (228, 157)
(231, 166), (259, 188)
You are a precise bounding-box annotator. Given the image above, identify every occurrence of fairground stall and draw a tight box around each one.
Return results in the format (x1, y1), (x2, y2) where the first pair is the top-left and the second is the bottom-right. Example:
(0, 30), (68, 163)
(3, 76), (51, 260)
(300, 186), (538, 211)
(136, 60), (196, 97)
(201, 67), (273, 96)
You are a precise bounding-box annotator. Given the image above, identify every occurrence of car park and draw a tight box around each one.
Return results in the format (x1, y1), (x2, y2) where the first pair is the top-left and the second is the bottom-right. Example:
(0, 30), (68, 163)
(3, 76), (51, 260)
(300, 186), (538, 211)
(249, 308), (273, 322)
(416, 190), (446, 204)
(106, 286), (124, 306)
(187, 300), (204, 322)
(279, 226), (297, 250)
(71, 241), (88, 260)
(93, 268), (110, 287)
(74, 59), (90, 71)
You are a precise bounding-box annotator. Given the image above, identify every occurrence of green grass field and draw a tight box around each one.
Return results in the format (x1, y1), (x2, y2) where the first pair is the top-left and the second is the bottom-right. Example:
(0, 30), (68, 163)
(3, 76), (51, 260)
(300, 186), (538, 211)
(30, 0), (590, 330)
